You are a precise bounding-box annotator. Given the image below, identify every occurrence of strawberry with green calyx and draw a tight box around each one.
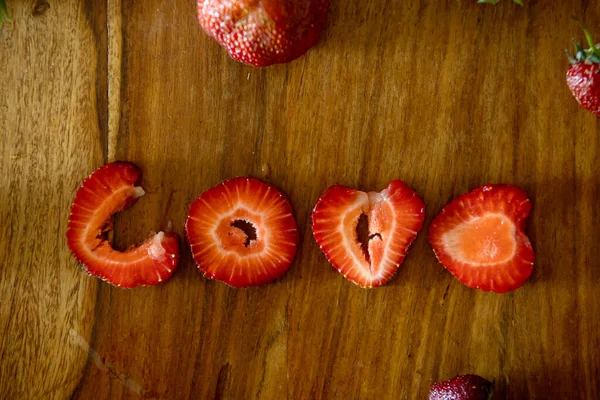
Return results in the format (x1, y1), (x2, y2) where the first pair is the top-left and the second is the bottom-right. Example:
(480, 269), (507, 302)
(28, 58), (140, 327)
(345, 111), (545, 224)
(566, 24), (600, 117)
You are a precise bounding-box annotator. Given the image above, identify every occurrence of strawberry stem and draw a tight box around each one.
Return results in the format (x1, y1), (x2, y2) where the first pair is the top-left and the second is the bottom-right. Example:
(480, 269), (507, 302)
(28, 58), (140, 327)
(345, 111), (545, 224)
(582, 28), (600, 55)
(573, 17), (600, 59)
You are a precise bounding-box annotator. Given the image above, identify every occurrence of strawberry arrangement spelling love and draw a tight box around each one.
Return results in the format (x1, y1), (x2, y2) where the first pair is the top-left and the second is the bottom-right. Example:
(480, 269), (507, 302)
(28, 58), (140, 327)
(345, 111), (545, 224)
(67, 162), (535, 294)
(66, 1), (600, 297)
(63, 4), (600, 394)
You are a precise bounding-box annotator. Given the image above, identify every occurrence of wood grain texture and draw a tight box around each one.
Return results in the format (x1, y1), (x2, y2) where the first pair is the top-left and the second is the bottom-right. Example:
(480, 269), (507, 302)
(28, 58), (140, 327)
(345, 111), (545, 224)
(3, 0), (600, 399)
(0, 0), (106, 398)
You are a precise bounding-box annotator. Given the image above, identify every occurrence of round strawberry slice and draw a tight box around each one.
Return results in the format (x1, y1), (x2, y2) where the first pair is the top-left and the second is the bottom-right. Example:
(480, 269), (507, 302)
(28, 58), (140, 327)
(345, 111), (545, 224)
(311, 180), (426, 288)
(429, 184), (535, 294)
(185, 177), (299, 288)
(66, 162), (180, 288)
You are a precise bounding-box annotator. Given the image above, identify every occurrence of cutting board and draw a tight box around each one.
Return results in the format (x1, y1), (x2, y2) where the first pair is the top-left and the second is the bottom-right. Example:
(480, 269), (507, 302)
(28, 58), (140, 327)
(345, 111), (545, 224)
(1, 0), (599, 398)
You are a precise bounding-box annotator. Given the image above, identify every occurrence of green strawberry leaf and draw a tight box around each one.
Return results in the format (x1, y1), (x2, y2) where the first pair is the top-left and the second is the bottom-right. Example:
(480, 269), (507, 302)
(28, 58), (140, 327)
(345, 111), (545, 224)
(0, 0), (9, 28)
(566, 19), (600, 65)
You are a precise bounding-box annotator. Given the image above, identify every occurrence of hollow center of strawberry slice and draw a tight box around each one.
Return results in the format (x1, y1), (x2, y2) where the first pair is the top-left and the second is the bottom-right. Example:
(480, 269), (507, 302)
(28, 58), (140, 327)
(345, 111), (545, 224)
(443, 214), (516, 265)
(230, 220), (258, 247)
(215, 209), (266, 254)
(337, 191), (392, 277)
(85, 186), (145, 245)
(356, 213), (382, 264)
(312, 180), (425, 288)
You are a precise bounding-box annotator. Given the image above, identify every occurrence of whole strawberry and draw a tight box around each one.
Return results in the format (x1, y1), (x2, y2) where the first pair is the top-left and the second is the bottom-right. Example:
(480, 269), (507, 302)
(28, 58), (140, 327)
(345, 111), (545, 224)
(197, 0), (329, 67)
(429, 374), (492, 400)
(566, 25), (600, 117)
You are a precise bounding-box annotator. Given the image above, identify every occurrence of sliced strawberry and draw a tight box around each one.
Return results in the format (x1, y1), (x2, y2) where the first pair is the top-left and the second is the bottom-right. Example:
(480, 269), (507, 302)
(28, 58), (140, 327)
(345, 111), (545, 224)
(429, 184), (535, 294)
(311, 180), (426, 288)
(185, 177), (298, 288)
(66, 162), (180, 288)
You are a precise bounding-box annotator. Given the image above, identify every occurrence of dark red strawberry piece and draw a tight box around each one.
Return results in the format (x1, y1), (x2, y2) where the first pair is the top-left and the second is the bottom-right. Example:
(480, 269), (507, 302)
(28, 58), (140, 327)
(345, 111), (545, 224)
(429, 374), (492, 400)
(197, 0), (329, 67)
(429, 184), (534, 294)
(67, 162), (180, 288)
(311, 180), (425, 288)
(185, 177), (298, 288)
(566, 24), (600, 117)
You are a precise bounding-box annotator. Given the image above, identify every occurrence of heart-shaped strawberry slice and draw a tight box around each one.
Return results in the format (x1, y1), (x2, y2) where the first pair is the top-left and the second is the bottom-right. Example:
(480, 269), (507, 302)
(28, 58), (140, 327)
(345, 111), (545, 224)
(429, 184), (535, 293)
(311, 180), (425, 288)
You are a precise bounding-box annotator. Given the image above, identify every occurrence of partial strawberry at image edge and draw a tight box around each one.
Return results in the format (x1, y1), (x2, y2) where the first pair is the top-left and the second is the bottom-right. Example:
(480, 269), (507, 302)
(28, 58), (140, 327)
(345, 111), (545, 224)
(429, 374), (492, 400)
(312, 180), (425, 288)
(66, 162), (180, 288)
(185, 176), (299, 288)
(197, 0), (330, 67)
(429, 184), (535, 294)
(566, 24), (600, 117)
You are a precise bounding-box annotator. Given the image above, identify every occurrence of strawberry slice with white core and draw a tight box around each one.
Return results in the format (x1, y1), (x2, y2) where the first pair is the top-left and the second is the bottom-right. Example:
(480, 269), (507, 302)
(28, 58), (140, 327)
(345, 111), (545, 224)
(66, 162), (180, 288)
(185, 177), (299, 288)
(311, 180), (425, 288)
(429, 184), (535, 294)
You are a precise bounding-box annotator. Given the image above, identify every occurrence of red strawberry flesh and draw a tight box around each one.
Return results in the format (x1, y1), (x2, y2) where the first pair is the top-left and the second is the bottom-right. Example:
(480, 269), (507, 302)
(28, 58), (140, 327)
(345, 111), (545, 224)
(312, 180), (425, 288)
(197, 0), (329, 67)
(429, 184), (534, 293)
(429, 374), (492, 400)
(67, 162), (180, 288)
(185, 177), (298, 288)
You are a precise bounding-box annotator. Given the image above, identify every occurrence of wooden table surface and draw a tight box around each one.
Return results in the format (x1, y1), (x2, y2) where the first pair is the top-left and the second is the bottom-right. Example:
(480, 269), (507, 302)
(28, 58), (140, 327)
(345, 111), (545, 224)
(1, 0), (599, 398)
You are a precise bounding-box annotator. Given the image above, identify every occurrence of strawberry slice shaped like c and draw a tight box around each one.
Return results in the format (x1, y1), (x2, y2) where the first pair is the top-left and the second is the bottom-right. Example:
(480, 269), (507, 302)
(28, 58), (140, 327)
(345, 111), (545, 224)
(311, 180), (426, 288)
(185, 177), (299, 288)
(429, 184), (535, 294)
(66, 162), (180, 288)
